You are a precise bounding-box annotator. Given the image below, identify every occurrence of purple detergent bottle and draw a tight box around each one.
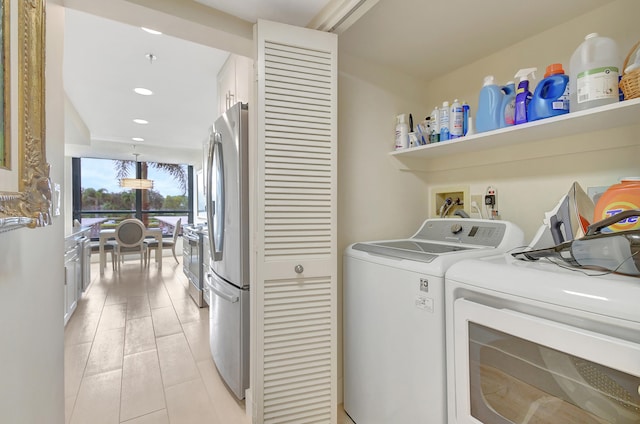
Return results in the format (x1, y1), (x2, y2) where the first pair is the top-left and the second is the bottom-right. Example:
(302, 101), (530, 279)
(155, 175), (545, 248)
(514, 68), (537, 125)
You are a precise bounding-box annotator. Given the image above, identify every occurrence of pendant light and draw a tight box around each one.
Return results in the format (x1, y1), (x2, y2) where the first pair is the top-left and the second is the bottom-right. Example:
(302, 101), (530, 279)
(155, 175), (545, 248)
(120, 146), (154, 190)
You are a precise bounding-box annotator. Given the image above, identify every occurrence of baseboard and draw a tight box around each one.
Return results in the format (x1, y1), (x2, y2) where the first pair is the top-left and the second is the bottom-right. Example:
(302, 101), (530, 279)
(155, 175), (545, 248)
(245, 388), (253, 419)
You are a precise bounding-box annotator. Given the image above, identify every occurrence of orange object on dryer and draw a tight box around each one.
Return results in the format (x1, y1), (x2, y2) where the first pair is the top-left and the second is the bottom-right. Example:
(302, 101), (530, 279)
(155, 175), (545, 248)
(593, 177), (640, 232)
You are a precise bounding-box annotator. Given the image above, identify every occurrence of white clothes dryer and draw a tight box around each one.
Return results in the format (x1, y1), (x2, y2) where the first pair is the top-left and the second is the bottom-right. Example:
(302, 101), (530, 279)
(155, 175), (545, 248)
(343, 219), (524, 424)
(445, 254), (640, 424)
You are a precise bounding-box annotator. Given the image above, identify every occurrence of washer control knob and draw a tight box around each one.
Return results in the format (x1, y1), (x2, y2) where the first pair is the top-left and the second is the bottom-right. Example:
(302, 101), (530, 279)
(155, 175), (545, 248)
(294, 264), (304, 274)
(451, 224), (463, 234)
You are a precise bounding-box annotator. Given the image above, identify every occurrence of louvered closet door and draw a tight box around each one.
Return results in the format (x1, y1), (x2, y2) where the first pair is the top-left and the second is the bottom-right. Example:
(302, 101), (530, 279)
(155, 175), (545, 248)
(254, 19), (338, 424)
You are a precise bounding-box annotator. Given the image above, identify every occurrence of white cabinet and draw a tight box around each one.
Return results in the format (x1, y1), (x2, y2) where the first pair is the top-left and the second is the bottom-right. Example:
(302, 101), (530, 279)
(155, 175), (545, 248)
(253, 20), (338, 423)
(79, 235), (91, 292)
(64, 236), (81, 326)
(217, 53), (252, 115)
(64, 229), (90, 325)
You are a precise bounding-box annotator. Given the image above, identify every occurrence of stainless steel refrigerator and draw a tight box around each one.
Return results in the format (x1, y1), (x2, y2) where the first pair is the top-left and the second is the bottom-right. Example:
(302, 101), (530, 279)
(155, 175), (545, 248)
(205, 102), (250, 400)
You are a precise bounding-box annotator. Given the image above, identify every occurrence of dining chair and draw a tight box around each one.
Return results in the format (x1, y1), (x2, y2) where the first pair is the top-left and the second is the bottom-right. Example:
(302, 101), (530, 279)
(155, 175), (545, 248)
(114, 218), (148, 270)
(90, 240), (117, 270)
(145, 218), (181, 265)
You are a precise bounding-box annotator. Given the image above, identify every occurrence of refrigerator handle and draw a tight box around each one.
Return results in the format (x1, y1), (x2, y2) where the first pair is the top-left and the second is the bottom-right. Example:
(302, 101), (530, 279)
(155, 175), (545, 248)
(206, 132), (224, 261)
(207, 274), (239, 303)
(206, 131), (216, 260)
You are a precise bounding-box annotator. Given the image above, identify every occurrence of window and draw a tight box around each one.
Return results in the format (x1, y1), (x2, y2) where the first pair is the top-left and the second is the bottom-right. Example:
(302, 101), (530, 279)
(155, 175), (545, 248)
(72, 157), (193, 239)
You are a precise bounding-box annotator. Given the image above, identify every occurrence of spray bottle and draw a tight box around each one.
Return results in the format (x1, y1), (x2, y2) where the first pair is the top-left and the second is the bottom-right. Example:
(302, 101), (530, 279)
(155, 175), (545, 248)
(394, 114), (409, 150)
(514, 68), (537, 125)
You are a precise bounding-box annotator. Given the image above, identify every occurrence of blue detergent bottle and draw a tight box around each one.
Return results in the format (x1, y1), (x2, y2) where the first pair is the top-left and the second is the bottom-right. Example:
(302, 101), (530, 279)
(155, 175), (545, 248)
(529, 63), (570, 122)
(476, 76), (504, 133)
(500, 81), (516, 127)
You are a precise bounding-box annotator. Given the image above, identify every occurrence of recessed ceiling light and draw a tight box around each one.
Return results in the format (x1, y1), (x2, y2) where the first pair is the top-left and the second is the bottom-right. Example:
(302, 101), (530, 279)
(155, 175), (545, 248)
(132, 137), (145, 142)
(134, 87), (153, 96)
(145, 53), (157, 64)
(133, 119), (148, 125)
(141, 27), (162, 35)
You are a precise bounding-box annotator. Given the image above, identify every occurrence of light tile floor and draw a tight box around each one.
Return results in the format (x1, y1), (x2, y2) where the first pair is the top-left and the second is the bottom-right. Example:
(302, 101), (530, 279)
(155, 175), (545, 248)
(65, 257), (355, 424)
(64, 259), (250, 424)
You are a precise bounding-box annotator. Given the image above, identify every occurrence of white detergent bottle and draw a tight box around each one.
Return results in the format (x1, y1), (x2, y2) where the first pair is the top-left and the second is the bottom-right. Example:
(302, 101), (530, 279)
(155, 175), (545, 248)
(394, 114), (409, 150)
(449, 99), (464, 139)
(439, 101), (450, 141)
(429, 106), (440, 143)
(570, 33), (621, 112)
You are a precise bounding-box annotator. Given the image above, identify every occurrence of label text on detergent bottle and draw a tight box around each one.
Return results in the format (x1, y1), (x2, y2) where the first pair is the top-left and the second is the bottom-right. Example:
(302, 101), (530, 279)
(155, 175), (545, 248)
(603, 203), (640, 232)
(552, 86), (570, 111)
(576, 67), (619, 103)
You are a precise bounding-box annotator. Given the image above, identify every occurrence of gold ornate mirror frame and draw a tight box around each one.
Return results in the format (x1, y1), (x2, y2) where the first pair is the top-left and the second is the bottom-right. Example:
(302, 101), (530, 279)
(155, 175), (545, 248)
(0, 0), (50, 232)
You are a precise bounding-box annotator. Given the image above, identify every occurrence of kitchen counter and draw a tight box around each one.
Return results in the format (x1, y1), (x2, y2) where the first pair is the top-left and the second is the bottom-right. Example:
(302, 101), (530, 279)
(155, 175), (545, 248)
(66, 226), (91, 239)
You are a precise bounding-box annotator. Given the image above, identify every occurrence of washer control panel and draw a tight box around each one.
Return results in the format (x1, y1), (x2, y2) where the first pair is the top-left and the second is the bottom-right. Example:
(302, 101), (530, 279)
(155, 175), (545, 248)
(413, 218), (511, 248)
(450, 223), (463, 234)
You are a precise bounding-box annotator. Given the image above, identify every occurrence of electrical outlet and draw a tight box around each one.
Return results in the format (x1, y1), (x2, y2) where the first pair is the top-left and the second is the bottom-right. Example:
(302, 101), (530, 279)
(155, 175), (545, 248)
(485, 186), (499, 219)
(470, 195), (484, 218)
(485, 186), (497, 207)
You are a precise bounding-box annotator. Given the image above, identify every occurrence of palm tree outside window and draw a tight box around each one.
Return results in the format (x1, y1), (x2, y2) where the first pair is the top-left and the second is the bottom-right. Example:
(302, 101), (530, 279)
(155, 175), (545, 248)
(72, 157), (193, 239)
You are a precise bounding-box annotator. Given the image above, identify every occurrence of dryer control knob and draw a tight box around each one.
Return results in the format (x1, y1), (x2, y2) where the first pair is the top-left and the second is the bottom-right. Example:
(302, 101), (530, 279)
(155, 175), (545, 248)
(451, 224), (463, 234)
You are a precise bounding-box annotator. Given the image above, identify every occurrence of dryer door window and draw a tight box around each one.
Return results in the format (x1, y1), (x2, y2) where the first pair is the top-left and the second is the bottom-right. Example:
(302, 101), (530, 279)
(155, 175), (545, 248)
(452, 299), (640, 424)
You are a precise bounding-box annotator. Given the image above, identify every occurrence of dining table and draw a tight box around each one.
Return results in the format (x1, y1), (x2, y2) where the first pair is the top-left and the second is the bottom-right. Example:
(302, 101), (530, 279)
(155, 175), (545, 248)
(98, 227), (163, 275)
(156, 215), (186, 235)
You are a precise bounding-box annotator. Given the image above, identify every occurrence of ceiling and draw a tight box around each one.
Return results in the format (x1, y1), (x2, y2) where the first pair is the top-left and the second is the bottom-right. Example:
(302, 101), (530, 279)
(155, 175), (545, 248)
(192, 0), (330, 27)
(63, 8), (230, 164)
(339, 0), (615, 82)
(63, 0), (332, 165)
(63, 0), (614, 165)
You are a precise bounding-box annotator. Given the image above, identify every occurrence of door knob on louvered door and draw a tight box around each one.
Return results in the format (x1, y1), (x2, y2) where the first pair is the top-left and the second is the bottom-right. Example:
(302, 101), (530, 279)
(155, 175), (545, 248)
(294, 264), (304, 274)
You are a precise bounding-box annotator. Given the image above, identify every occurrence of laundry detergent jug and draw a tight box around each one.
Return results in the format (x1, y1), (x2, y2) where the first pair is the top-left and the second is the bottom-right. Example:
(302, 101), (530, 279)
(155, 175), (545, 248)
(476, 75), (504, 133)
(593, 177), (640, 233)
(529, 63), (570, 121)
(570, 33), (620, 112)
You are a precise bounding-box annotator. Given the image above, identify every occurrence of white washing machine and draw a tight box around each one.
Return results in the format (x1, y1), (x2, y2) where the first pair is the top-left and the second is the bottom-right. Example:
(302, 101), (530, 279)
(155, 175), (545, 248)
(343, 219), (524, 424)
(445, 254), (640, 424)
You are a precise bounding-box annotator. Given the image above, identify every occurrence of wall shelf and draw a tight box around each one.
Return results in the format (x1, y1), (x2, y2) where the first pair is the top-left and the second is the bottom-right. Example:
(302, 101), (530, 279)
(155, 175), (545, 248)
(389, 98), (640, 161)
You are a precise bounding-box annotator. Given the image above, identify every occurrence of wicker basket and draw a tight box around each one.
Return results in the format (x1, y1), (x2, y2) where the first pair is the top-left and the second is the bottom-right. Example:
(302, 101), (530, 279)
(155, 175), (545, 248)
(619, 40), (640, 100)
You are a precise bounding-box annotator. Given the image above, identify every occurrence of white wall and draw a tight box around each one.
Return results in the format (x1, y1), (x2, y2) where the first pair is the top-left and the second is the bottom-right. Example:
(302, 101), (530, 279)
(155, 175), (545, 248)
(63, 95), (91, 235)
(337, 55), (431, 246)
(0, 1), (66, 423)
